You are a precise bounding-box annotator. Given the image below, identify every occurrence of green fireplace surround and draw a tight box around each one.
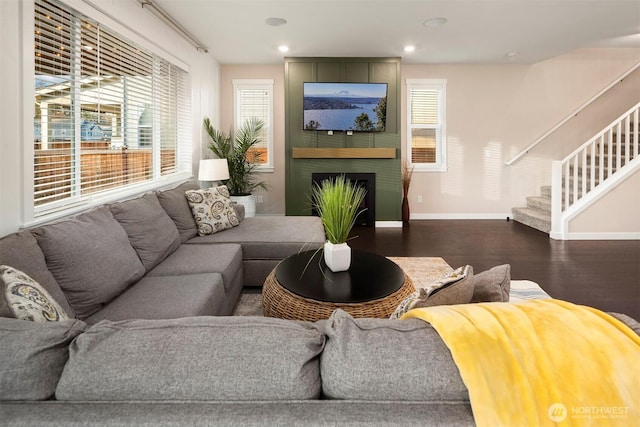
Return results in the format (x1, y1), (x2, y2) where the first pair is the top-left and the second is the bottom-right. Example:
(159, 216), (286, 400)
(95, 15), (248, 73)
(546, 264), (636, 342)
(284, 57), (402, 221)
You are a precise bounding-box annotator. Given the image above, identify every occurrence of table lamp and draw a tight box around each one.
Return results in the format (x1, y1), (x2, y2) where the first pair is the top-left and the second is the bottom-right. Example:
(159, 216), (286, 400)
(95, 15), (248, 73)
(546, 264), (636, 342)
(198, 158), (229, 188)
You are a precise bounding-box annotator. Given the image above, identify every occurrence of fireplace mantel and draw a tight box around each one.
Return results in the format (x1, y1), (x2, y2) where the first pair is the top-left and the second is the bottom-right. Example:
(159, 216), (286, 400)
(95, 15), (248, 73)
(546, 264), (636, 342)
(292, 147), (396, 159)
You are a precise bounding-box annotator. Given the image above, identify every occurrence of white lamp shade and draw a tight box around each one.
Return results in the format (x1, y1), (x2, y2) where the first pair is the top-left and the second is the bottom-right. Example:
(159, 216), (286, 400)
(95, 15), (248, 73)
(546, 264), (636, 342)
(198, 158), (230, 182)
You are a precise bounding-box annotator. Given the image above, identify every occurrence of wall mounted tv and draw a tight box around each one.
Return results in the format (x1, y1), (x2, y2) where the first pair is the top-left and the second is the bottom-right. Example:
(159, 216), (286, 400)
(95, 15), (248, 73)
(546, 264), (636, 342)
(303, 82), (387, 132)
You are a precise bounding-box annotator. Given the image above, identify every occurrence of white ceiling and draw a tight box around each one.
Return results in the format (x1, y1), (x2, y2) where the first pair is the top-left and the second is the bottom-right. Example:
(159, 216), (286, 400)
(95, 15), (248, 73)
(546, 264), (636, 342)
(154, 0), (640, 64)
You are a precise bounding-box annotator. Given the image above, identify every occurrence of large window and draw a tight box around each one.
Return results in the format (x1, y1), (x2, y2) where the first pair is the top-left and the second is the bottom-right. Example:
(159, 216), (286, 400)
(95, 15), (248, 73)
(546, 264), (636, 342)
(233, 79), (274, 172)
(33, 0), (190, 217)
(406, 79), (447, 171)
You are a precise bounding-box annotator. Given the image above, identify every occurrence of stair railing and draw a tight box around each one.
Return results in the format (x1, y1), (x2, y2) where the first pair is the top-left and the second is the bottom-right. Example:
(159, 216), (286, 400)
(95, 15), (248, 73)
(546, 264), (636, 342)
(551, 101), (640, 238)
(507, 61), (640, 166)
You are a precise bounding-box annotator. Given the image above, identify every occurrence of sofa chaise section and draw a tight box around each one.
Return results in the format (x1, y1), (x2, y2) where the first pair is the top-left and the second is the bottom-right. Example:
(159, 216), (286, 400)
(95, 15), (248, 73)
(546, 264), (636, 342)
(186, 216), (325, 286)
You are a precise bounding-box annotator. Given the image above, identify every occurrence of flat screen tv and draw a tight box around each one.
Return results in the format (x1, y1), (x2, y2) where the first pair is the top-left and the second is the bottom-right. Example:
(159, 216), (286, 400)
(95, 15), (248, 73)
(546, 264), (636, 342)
(303, 82), (387, 132)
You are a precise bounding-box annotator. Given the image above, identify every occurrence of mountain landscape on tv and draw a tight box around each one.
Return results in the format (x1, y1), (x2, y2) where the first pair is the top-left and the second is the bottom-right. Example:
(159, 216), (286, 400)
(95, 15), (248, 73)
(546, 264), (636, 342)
(303, 83), (387, 132)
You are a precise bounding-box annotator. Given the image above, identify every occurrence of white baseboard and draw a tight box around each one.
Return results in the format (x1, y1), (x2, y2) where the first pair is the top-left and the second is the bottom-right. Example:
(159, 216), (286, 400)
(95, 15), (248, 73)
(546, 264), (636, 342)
(375, 221), (403, 228)
(562, 232), (640, 240)
(410, 213), (512, 220)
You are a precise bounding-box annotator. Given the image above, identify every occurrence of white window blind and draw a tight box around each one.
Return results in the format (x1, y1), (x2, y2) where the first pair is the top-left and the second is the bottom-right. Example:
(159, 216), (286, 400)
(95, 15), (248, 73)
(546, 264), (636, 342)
(33, 0), (190, 214)
(406, 79), (447, 171)
(233, 79), (274, 171)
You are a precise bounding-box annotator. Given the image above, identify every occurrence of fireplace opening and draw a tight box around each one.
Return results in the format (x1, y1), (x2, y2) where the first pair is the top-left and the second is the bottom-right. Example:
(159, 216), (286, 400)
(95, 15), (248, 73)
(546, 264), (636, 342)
(311, 173), (376, 227)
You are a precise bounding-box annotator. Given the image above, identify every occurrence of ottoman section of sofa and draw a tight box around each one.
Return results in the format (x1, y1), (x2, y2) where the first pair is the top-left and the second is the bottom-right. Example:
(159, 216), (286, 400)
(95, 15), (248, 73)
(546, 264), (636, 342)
(85, 273), (226, 324)
(146, 243), (243, 315)
(185, 216), (325, 286)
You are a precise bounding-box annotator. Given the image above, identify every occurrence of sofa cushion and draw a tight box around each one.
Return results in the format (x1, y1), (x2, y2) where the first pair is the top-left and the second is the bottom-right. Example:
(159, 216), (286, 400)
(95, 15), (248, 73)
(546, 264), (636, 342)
(110, 192), (181, 271)
(186, 186), (240, 236)
(0, 265), (69, 322)
(471, 264), (511, 302)
(33, 207), (146, 319)
(147, 243), (243, 294)
(390, 266), (474, 319)
(0, 230), (74, 317)
(85, 273), (226, 324)
(186, 216), (326, 260)
(0, 317), (85, 400)
(156, 181), (200, 242)
(56, 316), (325, 401)
(320, 309), (468, 401)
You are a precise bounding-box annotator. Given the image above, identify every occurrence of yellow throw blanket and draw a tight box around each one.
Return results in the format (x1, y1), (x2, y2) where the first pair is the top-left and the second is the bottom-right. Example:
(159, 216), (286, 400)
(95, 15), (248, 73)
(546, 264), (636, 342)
(401, 299), (640, 427)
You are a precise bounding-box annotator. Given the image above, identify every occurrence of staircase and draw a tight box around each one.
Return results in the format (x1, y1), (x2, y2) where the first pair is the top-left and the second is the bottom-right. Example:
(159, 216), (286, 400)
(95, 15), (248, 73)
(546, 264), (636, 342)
(512, 100), (639, 237)
(512, 187), (552, 233)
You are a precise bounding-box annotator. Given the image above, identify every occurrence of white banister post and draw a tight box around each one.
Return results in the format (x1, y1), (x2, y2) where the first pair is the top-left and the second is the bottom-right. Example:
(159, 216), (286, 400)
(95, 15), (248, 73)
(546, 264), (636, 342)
(550, 161), (564, 240)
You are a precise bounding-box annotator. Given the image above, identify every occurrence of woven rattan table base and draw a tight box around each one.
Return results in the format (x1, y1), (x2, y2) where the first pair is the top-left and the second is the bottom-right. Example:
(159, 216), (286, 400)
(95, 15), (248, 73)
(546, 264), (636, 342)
(262, 269), (415, 321)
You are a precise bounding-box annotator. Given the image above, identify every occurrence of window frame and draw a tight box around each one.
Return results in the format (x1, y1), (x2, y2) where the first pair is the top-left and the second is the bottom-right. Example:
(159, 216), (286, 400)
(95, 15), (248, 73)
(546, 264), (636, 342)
(25, 0), (191, 226)
(406, 78), (447, 172)
(232, 79), (274, 173)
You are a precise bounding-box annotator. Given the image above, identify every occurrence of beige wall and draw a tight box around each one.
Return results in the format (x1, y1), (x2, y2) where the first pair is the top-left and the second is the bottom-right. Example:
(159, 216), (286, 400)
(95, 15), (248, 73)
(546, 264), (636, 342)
(401, 48), (640, 218)
(216, 49), (640, 228)
(568, 170), (640, 236)
(218, 64), (286, 215)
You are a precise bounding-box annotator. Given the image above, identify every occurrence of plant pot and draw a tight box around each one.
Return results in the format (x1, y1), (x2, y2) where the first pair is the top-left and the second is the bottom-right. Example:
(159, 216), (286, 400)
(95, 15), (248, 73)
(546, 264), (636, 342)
(324, 241), (351, 272)
(230, 195), (256, 218)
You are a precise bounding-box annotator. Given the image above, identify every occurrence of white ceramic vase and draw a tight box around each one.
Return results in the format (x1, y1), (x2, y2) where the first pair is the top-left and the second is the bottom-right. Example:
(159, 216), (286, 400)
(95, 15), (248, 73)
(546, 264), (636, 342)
(324, 241), (351, 272)
(230, 195), (256, 217)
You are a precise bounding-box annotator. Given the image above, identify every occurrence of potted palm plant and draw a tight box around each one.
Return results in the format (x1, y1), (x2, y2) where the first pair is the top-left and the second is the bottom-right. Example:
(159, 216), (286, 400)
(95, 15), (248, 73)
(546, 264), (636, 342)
(311, 175), (367, 272)
(203, 117), (268, 216)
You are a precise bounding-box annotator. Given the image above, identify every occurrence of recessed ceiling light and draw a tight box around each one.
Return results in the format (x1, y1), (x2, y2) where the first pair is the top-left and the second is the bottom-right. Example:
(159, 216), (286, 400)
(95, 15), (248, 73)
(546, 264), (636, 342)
(404, 46), (415, 53)
(505, 52), (518, 58)
(278, 45), (289, 53)
(423, 17), (448, 28)
(265, 17), (287, 27)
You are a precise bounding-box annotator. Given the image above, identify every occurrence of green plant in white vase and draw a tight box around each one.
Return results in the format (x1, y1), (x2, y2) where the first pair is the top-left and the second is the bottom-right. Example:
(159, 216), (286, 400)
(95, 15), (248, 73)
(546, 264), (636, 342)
(203, 117), (268, 216)
(311, 175), (367, 272)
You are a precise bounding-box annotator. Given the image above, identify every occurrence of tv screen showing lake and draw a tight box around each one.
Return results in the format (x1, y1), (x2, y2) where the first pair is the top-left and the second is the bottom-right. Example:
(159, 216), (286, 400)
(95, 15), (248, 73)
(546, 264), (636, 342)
(303, 82), (387, 132)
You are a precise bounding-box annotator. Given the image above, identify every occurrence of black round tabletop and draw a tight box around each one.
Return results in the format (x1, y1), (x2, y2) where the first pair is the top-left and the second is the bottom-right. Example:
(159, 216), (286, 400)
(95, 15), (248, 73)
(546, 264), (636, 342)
(274, 249), (406, 303)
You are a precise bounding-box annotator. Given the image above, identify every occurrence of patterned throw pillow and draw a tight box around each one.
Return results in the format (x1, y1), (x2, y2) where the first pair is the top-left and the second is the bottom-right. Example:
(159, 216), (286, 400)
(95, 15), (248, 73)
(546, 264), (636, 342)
(185, 186), (240, 236)
(0, 265), (70, 322)
(390, 265), (474, 319)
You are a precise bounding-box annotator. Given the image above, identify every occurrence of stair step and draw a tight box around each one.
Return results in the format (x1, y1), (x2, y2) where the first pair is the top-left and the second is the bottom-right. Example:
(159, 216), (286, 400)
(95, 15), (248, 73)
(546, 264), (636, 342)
(541, 185), (551, 198)
(526, 196), (551, 213)
(512, 207), (551, 234)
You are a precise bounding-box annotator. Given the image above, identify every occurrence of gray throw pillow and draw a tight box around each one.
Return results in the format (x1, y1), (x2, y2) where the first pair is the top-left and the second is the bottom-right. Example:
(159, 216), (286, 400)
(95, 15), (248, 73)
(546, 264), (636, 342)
(0, 317), (85, 400)
(320, 309), (469, 401)
(156, 181), (200, 242)
(56, 316), (325, 401)
(471, 264), (511, 302)
(33, 207), (146, 319)
(110, 192), (181, 271)
(0, 230), (74, 317)
(390, 265), (474, 319)
(0, 265), (70, 322)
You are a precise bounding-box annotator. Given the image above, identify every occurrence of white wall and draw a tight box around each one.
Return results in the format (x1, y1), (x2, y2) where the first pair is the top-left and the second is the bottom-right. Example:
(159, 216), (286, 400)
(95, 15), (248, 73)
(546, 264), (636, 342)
(0, 0), (220, 236)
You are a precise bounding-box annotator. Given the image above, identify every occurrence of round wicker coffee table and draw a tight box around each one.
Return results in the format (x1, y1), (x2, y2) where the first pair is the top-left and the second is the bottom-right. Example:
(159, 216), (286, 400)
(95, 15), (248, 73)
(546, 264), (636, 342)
(263, 250), (414, 321)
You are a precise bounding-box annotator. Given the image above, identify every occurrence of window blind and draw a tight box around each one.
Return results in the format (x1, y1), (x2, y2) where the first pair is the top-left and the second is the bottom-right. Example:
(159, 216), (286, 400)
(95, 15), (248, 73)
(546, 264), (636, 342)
(234, 81), (273, 167)
(34, 0), (189, 212)
(407, 81), (446, 169)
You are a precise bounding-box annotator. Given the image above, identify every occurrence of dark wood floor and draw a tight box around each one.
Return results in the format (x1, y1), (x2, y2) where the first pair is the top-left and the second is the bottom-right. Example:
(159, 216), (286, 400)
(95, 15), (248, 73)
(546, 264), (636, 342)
(348, 220), (640, 320)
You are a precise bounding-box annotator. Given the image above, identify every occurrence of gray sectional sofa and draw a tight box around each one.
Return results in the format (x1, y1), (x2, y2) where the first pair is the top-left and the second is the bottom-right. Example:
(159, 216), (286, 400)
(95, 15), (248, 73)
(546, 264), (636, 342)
(0, 181), (325, 324)
(2, 181), (639, 426)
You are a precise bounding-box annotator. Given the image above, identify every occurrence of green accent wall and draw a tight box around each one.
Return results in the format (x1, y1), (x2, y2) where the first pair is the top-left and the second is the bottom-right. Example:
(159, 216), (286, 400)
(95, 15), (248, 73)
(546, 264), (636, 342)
(284, 57), (402, 220)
